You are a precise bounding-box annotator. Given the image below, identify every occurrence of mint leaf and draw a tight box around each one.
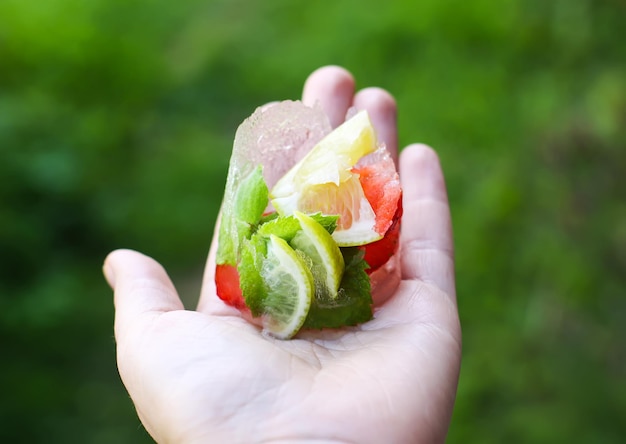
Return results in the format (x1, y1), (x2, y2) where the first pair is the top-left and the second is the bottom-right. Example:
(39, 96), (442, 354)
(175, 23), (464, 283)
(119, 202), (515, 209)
(256, 215), (302, 241)
(309, 212), (338, 234)
(257, 212), (338, 241)
(235, 165), (268, 225)
(303, 247), (372, 329)
(216, 166), (268, 266)
(216, 217), (237, 265)
(238, 234), (268, 317)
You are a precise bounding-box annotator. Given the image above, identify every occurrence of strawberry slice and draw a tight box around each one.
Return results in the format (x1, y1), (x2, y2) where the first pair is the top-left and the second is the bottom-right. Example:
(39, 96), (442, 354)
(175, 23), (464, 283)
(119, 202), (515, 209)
(362, 198), (402, 273)
(215, 264), (246, 309)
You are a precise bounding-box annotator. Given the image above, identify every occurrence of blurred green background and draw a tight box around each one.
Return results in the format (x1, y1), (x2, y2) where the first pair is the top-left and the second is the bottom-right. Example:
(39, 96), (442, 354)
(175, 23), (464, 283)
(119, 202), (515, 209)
(1, 0), (625, 442)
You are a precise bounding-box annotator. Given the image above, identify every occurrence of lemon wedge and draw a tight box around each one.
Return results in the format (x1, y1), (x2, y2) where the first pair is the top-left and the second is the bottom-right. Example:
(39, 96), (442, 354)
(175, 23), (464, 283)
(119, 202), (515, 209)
(270, 110), (382, 246)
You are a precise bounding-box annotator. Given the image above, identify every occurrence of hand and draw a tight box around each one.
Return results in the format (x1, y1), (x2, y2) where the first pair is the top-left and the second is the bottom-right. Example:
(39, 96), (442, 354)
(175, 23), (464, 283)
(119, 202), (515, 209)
(104, 66), (461, 444)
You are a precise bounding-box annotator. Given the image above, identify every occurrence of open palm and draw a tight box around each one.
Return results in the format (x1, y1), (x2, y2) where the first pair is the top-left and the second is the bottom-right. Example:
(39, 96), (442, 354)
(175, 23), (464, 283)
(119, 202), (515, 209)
(104, 66), (461, 444)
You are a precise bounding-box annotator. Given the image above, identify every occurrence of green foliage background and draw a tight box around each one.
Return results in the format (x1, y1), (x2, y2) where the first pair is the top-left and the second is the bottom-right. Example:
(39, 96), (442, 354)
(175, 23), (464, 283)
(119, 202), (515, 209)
(1, 0), (625, 442)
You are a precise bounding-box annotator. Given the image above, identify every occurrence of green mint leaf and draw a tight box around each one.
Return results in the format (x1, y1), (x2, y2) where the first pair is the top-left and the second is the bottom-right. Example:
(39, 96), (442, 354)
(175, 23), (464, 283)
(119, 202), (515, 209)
(303, 247), (372, 329)
(309, 212), (338, 234)
(256, 214), (302, 241)
(234, 165), (268, 225)
(216, 216), (236, 265)
(216, 166), (268, 266)
(237, 234), (268, 317)
(257, 212), (338, 240)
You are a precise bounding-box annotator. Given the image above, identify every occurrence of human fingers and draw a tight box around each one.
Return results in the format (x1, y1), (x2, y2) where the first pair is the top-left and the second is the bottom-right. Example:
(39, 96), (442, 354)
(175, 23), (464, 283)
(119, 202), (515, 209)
(302, 65), (355, 128)
(352, 87), (399, 166)
(104, 249), (184, 340)
(399, 144), (456, 301)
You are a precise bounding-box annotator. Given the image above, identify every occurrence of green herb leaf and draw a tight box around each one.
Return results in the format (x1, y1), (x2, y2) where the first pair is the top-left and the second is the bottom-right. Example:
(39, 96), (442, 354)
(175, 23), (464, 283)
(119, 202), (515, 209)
(238, 234), (268, 317)
(216, 166), (268, 265)
(234, 165), (268, 225)
(310, 212), (338, 234)
(302, 247), (372, 329)
(256, 214), (302, 241)
(257, 213), (338, 241)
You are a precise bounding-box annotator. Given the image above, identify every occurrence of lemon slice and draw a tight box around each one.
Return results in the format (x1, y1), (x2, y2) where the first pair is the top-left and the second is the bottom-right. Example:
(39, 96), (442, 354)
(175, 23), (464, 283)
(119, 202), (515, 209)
(270, 110), (382, 246)
(261, 234), (314, 339)
(291, 211), (345, 299)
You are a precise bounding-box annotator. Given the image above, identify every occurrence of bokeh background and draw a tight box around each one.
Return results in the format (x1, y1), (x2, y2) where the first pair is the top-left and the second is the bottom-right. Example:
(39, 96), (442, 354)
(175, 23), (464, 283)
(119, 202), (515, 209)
(2, 0), (625, 442)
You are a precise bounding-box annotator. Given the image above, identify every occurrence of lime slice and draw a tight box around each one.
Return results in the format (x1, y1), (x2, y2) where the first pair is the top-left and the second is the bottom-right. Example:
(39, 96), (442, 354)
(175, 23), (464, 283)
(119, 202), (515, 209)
(291, 211), (344, 299)
(270, 110), (382, 246)
(261, 234), (314, 339)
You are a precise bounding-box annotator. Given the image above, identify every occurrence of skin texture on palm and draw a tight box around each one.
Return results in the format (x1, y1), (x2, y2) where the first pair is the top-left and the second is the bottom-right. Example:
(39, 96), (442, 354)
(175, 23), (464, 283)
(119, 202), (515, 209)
(104, 66), (461, 443)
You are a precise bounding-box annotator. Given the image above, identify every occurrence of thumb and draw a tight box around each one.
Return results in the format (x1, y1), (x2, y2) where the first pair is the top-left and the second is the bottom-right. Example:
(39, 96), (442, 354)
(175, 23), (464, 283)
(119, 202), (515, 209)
(103, 249), (184, 339)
